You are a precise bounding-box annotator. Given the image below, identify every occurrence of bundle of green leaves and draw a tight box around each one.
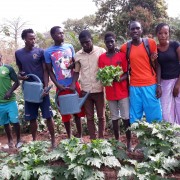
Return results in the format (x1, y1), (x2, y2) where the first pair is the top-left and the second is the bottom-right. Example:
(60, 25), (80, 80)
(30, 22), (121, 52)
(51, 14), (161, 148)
(97, 65), (122, 86)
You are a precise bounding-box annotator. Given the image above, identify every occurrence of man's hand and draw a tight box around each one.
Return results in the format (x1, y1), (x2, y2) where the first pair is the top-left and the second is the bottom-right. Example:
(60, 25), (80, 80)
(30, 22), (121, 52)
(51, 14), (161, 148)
(41, 85), (53, 97)
(57, 84), (66, 92)
(67, 62), (75, 69)
(69, 83), (76, 92)
(156, 85), (162, 98)
(4, 91), (12, 100)
(18, 72), (29, 80)
(151, 53), (158, 62)
(173, 81), (180, 97)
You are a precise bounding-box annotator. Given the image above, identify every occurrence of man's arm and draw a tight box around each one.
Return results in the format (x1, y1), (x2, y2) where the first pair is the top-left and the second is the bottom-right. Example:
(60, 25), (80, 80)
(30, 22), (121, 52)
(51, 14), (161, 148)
(119, 72), (128, 82)
(155, 61), (162, 98)
(69, 61), (80, 90)
(4, 67), (20, 100)
(173, 46), (180, 97)
(46, 63), (66, 91)
(15, 53), (28, 81)
(42, 62), (49, 88)
(70, 72), (79, 90)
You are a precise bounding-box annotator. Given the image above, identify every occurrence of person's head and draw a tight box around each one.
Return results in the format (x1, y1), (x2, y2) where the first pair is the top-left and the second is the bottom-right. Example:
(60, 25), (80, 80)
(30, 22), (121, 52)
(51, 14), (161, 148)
(21, 29), (35, 48)
(79, 30), (93, 53)
(129, 21), (142, 40)
(104, 31), (116, 52)
(50, 26), (64, 44)
(155, 23), (170, 45)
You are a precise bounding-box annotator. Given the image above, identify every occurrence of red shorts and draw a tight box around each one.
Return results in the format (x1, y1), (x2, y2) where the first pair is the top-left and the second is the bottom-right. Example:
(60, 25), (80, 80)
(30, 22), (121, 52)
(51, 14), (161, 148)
(56, 82), (85, 122)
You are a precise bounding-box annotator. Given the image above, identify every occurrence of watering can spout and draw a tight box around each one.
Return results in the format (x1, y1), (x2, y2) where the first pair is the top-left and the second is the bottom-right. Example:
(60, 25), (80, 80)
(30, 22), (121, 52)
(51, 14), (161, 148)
(79, 92), (89, 108)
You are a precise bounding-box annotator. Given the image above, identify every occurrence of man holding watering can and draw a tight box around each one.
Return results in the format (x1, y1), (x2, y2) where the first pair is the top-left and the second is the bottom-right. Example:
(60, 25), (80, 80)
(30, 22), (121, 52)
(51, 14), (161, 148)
(15, 29), (55, 148)
(44, 26), (84, 139)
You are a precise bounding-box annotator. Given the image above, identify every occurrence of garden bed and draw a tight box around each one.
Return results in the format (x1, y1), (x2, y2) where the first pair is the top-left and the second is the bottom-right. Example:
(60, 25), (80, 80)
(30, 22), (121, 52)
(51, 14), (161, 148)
(0, 127), (180, 180)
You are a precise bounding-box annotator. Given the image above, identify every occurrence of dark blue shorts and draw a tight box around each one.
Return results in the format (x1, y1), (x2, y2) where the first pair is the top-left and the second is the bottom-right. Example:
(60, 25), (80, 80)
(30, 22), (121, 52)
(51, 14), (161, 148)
(24, 95), (53, 120)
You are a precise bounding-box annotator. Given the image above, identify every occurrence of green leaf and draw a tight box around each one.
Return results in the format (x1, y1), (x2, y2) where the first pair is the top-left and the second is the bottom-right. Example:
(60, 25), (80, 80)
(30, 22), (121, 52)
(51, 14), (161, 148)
(154, 168), (166, 177)
(162, 157), (179, 172)
(72, 166), (84, 180)
(97, 65), (122, 86)
(38, 174), (54, 180)
(85, 170), (105, 180)
(67, 151), (77, 161)
(21, 170), (32, 180)
(85, 157), (102, 168)
(118, 165), (136, 177)
(1, 165), (11, 180)
(101, 156), (121, 168)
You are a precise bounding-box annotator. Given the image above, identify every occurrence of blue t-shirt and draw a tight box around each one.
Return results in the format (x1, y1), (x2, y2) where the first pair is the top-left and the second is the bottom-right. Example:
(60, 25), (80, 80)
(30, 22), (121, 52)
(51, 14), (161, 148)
(44, 44), (75, 87)
(15, 47), (45, 82)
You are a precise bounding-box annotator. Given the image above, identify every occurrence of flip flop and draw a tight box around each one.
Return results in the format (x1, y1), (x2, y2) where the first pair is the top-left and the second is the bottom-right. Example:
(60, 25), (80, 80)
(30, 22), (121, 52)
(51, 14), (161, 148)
(16, 142), (23, 148)
(2, 142), (14, 149)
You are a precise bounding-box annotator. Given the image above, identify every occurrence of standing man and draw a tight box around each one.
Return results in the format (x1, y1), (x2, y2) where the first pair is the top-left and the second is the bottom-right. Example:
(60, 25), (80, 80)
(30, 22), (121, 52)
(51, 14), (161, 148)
(0, 53), (22, 148)
(15, 29), (55, 148)
(120, 21), (162, 123)
(71, 30), (106, 139)
(44, 26), (84, 139)
(98, 32), (131, 150)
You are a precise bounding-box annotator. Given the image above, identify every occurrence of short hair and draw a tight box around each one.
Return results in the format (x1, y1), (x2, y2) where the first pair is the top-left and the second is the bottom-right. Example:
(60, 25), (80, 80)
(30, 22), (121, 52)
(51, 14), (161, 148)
(104, 31), (116, 40)
(155, 23), (170, 35)
(79, 30), (92, 40)
(21, 29), (34, 40)
(128, 21), (142, 30)
(50, 26), (61, 36)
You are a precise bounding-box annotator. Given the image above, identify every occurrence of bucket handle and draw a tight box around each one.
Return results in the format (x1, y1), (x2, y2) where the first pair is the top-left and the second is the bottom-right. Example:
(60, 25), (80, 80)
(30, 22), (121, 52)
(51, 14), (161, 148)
(22, 74), (42, 91)
(25, 74), (42, 83)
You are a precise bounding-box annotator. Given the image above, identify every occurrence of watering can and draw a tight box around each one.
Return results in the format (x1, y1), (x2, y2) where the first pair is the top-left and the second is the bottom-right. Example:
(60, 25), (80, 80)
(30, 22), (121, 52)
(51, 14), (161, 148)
(22, 74), (43, 103)
(55, 90), (89, 115)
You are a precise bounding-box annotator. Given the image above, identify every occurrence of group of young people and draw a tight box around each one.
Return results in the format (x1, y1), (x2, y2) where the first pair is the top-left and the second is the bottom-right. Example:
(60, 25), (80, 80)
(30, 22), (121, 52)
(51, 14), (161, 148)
(0, 21), (179, 150)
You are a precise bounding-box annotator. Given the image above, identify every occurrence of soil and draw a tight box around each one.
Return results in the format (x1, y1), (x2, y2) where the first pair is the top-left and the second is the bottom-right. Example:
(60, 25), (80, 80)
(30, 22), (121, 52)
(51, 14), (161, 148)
(0, 131), (180, 180)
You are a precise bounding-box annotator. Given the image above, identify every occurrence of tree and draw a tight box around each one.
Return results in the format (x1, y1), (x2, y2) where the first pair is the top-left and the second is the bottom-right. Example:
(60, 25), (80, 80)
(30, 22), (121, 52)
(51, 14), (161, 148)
(167, 17), (180, 41)
(2, 17), (28, 50)
(36, 31), (53, 49)
(63, 15), (105, 51)
(93, 0), (168, 38)
(63, 15), (97, 34)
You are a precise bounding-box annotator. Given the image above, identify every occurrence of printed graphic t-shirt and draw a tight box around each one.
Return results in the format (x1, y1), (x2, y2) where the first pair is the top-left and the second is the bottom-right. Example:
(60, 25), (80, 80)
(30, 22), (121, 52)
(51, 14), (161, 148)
(44, 44), (75, 87)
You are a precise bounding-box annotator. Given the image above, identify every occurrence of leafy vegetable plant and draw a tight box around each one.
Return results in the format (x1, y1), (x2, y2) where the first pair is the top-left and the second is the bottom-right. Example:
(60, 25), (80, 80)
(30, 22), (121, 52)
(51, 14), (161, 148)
(97, 65), (122, 86)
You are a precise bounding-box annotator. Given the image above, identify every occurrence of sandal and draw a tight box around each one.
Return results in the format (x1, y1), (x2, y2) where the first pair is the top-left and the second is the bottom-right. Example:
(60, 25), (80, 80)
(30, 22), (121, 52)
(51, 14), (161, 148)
(16, 142), (23, 148)
(2, 142), (14, 149)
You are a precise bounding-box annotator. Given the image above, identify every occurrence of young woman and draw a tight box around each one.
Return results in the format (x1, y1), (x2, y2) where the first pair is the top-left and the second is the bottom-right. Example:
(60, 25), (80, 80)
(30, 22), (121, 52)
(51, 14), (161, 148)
(156, 23), (180, 124)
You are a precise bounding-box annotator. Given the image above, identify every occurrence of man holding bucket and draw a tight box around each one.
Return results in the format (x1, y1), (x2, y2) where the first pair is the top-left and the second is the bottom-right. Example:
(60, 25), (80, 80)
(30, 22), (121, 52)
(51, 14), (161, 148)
(44, 26), (84, 139)
(71, 30), (106, 139)
(15, 29), (55, 148)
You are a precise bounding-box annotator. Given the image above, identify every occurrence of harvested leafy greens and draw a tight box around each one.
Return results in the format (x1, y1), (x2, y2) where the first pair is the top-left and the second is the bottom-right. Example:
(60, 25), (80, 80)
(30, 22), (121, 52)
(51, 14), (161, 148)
(97, 65), (122, 86)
